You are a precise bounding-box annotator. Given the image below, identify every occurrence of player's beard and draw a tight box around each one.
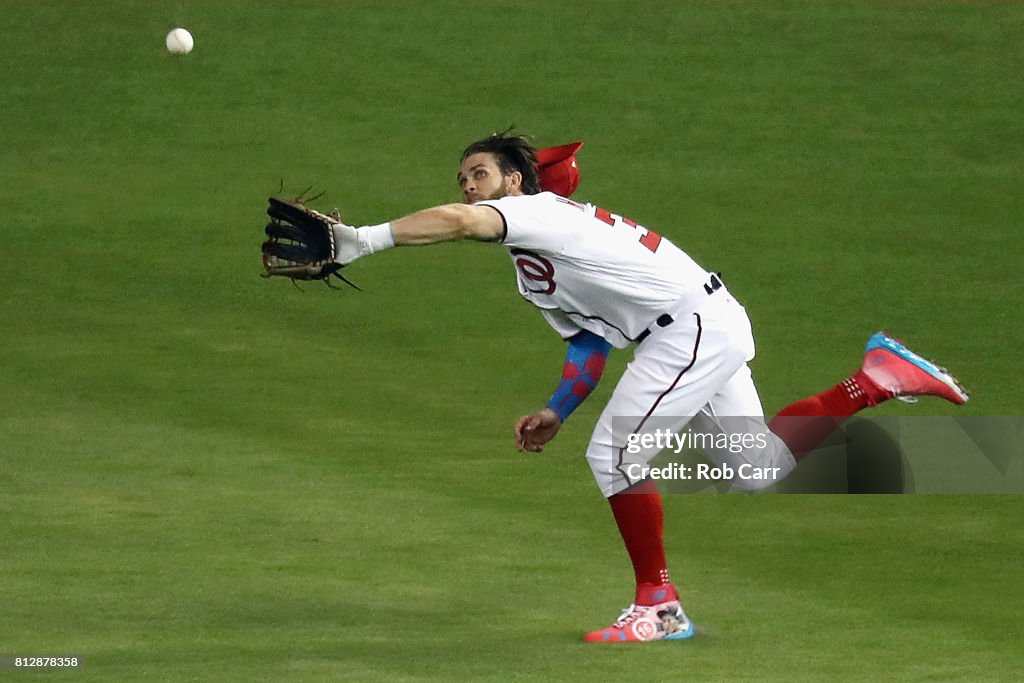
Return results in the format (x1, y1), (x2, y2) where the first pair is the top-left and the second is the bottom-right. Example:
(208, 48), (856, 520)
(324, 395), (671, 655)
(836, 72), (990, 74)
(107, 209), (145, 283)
(481, 185), (509, 201)
(466, 179), (518, 203)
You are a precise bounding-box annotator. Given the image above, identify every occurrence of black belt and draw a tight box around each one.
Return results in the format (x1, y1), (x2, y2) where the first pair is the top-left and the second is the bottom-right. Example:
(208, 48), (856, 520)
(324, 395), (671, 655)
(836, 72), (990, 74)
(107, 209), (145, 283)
(635, 273), (724, 344)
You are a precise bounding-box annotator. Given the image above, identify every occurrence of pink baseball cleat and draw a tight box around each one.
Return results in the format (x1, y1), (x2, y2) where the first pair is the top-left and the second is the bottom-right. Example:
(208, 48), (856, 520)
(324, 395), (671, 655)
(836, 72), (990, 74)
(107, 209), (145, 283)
(583, 584), (694, 643)
(861, 332), (969, 405)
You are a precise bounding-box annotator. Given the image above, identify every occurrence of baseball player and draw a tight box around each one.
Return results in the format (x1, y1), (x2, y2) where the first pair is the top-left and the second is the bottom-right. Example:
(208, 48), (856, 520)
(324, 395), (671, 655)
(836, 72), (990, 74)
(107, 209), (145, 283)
(329, 131), (969, 643)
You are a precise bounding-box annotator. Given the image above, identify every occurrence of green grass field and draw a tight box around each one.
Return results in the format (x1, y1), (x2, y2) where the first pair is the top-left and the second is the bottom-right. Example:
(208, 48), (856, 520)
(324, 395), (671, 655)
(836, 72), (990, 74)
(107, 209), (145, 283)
(2, 1), (1022, 680)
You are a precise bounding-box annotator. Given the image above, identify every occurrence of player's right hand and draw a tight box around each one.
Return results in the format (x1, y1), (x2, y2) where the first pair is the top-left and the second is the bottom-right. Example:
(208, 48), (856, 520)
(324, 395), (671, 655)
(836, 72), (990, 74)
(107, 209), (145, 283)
(514, 409), (562, 453)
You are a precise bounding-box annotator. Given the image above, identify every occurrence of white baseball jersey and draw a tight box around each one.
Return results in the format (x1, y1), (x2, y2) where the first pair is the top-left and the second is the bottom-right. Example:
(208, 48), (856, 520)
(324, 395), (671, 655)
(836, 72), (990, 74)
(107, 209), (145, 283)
(477, 192), (711, 348)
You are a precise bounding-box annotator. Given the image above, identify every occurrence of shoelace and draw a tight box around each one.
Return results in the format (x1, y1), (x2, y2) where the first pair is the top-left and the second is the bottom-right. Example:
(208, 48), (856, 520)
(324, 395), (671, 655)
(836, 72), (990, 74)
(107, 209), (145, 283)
(877, 374), (919, 404)
(612, 604), (647, 627)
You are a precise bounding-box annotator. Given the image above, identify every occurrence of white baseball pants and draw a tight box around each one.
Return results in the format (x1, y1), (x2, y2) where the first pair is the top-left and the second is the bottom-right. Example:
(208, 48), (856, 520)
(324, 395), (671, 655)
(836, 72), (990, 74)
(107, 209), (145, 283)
(585, 288), (797, 497)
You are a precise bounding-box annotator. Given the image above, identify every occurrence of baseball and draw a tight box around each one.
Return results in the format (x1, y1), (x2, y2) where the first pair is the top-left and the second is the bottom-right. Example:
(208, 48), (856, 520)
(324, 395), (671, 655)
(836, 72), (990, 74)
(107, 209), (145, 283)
(165, 28), (194, 55)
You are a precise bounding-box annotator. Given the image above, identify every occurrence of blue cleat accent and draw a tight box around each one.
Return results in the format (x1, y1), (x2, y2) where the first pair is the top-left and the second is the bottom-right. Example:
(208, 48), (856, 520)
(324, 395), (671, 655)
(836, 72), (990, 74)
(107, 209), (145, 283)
(663, 622), (696, 640)
(866, 333), (947, 376)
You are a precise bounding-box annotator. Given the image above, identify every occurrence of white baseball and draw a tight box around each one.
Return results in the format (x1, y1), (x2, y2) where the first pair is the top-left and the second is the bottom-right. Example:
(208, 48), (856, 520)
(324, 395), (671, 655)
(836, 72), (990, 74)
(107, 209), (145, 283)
(166, 28), (194, 55)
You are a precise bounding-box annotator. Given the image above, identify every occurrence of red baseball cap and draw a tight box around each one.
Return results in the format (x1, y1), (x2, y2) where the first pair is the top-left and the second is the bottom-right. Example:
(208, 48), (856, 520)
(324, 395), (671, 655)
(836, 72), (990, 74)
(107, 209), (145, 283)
(536, 141), (584, 197)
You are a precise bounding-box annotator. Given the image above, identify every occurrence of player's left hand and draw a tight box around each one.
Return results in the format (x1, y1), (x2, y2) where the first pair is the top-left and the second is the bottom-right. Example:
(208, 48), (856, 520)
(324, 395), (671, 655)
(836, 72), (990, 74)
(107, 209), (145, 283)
(262, 196), (348, 281)
(514, 409), (562, 453)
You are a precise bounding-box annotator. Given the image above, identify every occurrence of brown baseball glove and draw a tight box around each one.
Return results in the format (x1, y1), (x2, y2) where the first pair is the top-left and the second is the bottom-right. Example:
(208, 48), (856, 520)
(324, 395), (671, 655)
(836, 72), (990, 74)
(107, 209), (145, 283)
(261, 196), (359, 288)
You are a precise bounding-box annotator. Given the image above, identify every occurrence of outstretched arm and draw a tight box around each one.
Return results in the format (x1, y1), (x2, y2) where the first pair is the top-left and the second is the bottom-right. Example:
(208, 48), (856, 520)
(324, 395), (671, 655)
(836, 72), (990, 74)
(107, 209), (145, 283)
(334, 203), (504, 265)
(392, 204), (504, 245)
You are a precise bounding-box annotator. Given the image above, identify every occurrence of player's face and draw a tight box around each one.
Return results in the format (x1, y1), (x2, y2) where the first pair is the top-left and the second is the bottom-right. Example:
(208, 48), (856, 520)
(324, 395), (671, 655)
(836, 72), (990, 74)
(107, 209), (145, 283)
(457, 152), (521, 203)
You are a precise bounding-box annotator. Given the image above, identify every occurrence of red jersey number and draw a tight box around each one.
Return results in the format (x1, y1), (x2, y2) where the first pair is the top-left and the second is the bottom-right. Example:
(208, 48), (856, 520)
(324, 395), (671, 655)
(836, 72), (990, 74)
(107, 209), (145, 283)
(595, 207), (663, 253)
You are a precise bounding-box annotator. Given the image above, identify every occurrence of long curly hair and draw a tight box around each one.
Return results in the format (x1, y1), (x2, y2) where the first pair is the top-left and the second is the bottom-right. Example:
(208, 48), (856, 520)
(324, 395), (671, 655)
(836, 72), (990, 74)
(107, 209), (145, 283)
(461, 129), (541, 195)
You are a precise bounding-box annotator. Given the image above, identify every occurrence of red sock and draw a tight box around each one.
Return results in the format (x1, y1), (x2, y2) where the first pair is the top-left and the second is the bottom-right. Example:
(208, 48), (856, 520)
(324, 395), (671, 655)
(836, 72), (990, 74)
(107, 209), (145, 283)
(769, 370), (888, 461)
(608, 478), (671, 604)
